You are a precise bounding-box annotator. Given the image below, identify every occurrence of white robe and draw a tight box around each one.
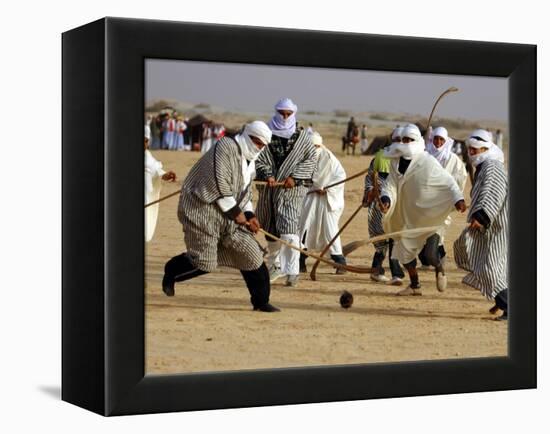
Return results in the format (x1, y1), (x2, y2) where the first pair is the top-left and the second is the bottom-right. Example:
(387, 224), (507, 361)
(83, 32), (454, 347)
(382, 152), (464, 264)
(299, 147), (346, 254)
(201, 127), (213, 154)
(145, 150), (166, 242)
(440, 152), (468, 241)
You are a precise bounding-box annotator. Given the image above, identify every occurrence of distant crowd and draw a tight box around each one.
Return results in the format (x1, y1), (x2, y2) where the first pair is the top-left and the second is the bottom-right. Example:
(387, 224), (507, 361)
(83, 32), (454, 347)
(145, 111), (226, 153)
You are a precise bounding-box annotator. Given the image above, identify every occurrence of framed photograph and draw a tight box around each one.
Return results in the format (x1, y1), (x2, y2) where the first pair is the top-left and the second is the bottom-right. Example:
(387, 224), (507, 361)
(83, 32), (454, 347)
(62, 17), (536, 416)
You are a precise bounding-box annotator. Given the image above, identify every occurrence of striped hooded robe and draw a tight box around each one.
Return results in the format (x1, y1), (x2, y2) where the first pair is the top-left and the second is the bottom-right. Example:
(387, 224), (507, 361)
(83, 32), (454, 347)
(454, 158), (508, 300)
(177, 136), (264, 272)
(365, 129), (400, 251)
(255, 129), (317, 236)
(364, 157), (388, 251)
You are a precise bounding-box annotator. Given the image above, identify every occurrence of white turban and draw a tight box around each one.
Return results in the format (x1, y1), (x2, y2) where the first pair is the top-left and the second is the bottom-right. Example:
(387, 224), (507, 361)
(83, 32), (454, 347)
(427, 126), (454, 167)
(268, 98), (298, 139)
(401, 124), (423, 141)
(391, 126), (404, 141)
(311, 131), (323, 146)
(467, 129), (494, 149)
(235, 120), (272, 161)
(244, 120), (272, 145)
(382, 126), (404, 157)
(467, 129), (504, 167)
(385, 124), (425, 159)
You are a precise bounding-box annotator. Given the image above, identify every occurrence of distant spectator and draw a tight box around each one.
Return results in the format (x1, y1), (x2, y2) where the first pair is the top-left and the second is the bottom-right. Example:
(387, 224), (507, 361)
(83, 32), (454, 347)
(360, 124), (369, 154)
(214, 123), (226, 141)
(346, 116), (356, 140)
(161, 113), (176, 150)
(495, 129), (503, 149)
(150, 114), (162, 149)
(201, 123), (213, 154)
(175, 116), (187, 151)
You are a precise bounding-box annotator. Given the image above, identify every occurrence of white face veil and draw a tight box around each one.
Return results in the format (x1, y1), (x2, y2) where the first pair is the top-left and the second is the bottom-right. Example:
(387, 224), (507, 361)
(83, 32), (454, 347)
(466, 129), (504, 167)
(267, 98), (298, 139)
(310, 131), (324, 159)
(235, 120), (272, 162)
(384, 124), (425, 159)
(382, 127), (404, 158)
(427, 126), (454, 166)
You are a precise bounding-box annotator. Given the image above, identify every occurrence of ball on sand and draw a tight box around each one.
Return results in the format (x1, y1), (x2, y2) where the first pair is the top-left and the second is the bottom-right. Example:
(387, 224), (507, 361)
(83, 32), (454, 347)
(339, 291), (354, 309)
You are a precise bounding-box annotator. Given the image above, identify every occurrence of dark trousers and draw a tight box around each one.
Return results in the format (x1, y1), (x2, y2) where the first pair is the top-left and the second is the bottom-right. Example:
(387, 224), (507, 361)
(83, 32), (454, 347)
(164, 253), (270, 308)
(418, 234), (445, 267)
(495, 289), (508, 312)
(371, 239), (405, 278)
(403, 259), (420, 288)
(404, 234), (444, 288)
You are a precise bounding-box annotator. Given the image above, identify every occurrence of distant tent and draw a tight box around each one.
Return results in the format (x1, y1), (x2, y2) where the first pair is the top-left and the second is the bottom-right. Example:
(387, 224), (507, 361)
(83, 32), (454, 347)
(159, 106), (175, 115)
(186, 114), (210, 127)
(364, 135), (391, 155)
(224, 127), (240, 136)
(364, 122), (428, 155)
(186, 114), (212, 151)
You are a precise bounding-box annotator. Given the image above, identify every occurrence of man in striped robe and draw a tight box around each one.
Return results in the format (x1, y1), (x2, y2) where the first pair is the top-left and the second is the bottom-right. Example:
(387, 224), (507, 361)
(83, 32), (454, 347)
(162, 121), (280, 313)
(255, 98), (317, 287)
(380, 124), (466, 295)
(454, 129), (508, 320)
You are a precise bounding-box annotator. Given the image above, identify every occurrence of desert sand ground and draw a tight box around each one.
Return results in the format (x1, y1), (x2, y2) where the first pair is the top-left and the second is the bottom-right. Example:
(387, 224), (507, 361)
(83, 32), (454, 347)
(145, 131), (507, 375)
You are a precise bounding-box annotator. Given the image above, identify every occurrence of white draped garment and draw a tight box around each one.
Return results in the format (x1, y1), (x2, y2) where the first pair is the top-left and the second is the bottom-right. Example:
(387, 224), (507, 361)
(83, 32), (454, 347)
(382, 152), (464, 264)
(145, 150), (166, 242)
(440, 152), (468, 242)
(299, 147), (346, 254)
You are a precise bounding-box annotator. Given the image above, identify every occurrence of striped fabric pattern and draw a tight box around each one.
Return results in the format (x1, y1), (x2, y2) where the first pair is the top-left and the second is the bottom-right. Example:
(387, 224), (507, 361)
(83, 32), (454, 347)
(364, 161), (388, 251)
(453, 159), (508, 300)
(180, 136), (244, 204)
(255, 129), (317, 236)
(177, 137), (264, 272)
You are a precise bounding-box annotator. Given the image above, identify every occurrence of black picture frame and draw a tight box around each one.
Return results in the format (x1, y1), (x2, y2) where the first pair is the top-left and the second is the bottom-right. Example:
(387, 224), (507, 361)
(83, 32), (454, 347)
(62, 17), (536, 416)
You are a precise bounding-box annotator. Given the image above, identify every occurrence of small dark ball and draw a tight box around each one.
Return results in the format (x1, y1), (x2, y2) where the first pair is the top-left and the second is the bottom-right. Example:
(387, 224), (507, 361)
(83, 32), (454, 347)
(340, 291), (354, 309)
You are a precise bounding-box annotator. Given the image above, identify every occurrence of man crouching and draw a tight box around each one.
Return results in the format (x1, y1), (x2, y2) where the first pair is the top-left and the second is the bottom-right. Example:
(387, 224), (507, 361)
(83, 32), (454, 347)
(162, 121), (280, 312)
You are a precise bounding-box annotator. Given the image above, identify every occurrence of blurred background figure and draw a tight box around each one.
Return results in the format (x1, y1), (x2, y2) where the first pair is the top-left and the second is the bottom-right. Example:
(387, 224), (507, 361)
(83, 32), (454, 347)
(175, 116), (187, 151)
(360, 124), (369, 155)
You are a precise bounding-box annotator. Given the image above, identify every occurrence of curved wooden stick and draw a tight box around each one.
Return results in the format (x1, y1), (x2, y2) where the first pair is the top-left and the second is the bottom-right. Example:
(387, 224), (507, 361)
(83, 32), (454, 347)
(426, 87), (459, 130)
(341, 226), (443, 256)
(307, 167), (370, 195)
(144, 189), (181, 208)
(253, 180), (285, 187)
(309, 202), (365, 281)
(145, 180), (285, 208)
(258, 228), (373, 275)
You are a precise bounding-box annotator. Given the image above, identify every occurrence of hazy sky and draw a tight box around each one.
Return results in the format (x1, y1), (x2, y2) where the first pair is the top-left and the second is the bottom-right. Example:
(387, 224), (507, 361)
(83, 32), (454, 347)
(145, 59), (508, 121)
